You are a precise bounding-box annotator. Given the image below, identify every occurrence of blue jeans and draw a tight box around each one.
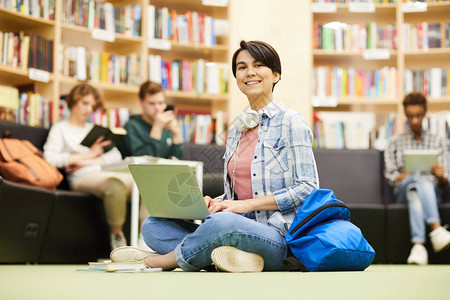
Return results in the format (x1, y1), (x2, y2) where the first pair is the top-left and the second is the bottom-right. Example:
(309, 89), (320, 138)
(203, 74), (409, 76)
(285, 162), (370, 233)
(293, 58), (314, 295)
(394, 173), (441, 244)
(141, 212), (289, 271)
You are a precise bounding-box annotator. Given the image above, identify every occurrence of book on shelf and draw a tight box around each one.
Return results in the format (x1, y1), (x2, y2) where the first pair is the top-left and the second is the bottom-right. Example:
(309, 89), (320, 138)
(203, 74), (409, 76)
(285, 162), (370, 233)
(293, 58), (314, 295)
(85, 108), (130, 129)
(0, 0), (55, 20)
(60, 45), (142, 85)
(402, 22), (448, 51)
(148, 55), (228, 95)
(313, 111), (376, 150)
(147, 5), (226, 47)
(176, 109), (226, 145)
(404, 67), (450, 97)
(313, 22), (397, 51)
(312, 66), (397, 100)
(62, 1), (140, 37)
(0, 85), (19, 123)
(424, 111), (450, 141)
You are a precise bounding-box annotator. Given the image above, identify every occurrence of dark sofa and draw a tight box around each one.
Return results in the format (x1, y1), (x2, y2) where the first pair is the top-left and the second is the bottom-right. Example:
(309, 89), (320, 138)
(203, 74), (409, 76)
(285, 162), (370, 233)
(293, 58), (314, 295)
(1, 120), (449, 264)
(0, 120), (225, 264)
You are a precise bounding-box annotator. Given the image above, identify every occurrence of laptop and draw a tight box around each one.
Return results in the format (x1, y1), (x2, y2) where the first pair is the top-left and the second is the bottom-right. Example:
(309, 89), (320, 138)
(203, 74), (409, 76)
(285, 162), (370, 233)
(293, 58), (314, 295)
(403, 149), (439, 174)
(128, 164), (210, 220)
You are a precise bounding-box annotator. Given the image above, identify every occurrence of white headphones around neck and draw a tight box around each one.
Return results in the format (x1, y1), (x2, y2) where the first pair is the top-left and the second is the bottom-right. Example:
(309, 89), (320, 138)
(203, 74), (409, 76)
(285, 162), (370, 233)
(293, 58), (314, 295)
(234, 110), (259, 132)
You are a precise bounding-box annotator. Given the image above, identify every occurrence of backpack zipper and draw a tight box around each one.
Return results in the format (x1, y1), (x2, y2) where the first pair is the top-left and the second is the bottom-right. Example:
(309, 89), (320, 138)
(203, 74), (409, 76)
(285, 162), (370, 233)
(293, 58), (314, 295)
(290, 202), (348, 235)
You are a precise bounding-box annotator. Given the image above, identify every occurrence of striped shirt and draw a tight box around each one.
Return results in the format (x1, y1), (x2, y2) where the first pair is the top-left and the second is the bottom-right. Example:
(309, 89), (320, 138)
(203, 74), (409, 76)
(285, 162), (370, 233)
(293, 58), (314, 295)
(220, 101), (319, 236)
(384, 128), (449, 186)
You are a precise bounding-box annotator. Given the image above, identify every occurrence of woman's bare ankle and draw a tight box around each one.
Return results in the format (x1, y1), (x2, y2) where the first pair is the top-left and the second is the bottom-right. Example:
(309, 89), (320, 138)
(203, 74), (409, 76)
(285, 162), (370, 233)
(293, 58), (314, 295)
(144, 253), (177, 271)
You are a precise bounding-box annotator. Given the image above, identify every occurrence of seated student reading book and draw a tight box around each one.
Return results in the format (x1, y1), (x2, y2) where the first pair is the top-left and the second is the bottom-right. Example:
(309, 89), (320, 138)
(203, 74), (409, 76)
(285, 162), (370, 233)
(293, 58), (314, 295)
(43, 83), (134, 251)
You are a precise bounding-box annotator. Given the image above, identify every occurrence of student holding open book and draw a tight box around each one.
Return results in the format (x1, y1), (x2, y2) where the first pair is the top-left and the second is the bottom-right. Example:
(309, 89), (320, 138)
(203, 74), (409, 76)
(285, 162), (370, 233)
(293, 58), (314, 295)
(110, 40), (319, 272)
(43, 83), (133, 251)
(384, 92), (450, 265)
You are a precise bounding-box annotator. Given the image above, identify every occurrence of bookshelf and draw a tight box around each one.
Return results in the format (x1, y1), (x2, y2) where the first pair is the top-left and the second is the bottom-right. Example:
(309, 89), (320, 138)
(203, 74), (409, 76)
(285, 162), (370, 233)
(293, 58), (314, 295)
(310, 0), (450, 150)
(0, 0), (230, 138)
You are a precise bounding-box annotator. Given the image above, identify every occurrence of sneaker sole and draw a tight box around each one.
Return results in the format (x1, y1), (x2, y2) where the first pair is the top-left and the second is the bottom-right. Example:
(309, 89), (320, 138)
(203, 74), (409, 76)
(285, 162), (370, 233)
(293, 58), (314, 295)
(110, 246), (157, 263)
(211, 246), (264, 273)
(434, 242), (450, 253)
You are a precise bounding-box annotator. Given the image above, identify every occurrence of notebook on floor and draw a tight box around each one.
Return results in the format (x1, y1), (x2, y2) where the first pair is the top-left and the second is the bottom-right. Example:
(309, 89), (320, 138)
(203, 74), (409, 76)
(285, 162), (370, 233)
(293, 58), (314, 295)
(128, 164), (210, 220)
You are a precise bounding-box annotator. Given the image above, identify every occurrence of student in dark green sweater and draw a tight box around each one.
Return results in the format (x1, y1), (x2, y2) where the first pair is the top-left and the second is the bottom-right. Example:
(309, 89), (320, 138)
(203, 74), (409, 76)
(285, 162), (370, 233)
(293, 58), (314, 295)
(123, 80), (184, 160)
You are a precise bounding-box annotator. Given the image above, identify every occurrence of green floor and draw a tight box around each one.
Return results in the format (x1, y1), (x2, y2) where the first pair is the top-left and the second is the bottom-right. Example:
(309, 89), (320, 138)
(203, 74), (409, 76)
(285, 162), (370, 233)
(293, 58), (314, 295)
(1, 264), (449, 300)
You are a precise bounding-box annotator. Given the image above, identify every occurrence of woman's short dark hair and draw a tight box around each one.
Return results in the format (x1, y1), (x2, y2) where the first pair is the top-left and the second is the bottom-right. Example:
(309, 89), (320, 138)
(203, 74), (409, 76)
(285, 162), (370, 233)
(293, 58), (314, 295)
(403, 92), (427, 113)
(67, 83), (102, 111)
(232, 40), (281, 90)
(139, 80), (164, 100)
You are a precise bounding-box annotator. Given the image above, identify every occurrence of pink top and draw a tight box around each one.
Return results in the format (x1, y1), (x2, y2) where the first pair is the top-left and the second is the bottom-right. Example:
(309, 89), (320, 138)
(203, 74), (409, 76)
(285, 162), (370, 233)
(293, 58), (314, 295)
(227, 128), (259, 200)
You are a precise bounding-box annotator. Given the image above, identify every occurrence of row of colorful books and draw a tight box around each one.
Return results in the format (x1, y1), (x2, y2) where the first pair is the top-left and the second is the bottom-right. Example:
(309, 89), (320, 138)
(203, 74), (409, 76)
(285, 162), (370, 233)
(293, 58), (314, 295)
(404, 68), (450, 97)
(59, 45), (142, 86)
(402, 22), (450, 50)
(58, 99), (131, 130)
(177, 110), (226, 146)
(0, 0), (55, 20)
(17, 92), (52, 128)
(148, 55), (228, 95)
(313, 111), (376, 150)
(1, 31), (53, 72)
(312, 66), (397, 100)
(0, 85), (53, 128)
(147, 5), (225, 47)
(62, 0), (141, 37)
(313, 22), (397, 51)
(314, 110), (450, 150)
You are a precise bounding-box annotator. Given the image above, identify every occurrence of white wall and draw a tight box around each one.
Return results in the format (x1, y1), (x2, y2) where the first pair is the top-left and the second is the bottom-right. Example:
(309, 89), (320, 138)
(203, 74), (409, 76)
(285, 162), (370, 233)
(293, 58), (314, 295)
(227, 0), (312, 126)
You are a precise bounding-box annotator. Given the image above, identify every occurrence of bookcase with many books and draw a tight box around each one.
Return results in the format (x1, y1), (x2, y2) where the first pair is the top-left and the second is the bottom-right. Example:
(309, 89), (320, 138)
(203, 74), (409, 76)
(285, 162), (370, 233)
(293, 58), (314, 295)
(0, 0), (230, 145)
(310, 0), (450, 150)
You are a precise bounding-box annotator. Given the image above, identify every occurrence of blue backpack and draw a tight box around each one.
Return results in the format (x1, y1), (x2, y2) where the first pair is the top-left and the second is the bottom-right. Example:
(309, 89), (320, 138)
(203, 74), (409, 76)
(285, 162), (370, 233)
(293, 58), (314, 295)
(284, 189), (375, 272)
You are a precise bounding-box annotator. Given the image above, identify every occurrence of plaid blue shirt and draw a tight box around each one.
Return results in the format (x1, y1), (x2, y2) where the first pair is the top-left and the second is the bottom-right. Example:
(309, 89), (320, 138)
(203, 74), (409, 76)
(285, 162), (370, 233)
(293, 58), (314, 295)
(384, 128), (450, 186)
(221, 101), (319, 236)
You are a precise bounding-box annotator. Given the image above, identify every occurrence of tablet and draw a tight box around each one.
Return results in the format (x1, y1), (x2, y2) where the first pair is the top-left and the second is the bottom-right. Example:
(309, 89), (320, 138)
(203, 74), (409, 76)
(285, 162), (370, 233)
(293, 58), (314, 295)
(403, 149), (439, 174)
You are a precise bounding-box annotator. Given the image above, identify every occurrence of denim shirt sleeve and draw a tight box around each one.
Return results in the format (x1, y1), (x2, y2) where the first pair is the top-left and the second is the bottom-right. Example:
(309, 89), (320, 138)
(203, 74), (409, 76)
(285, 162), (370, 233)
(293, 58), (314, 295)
(270, 110), (319, 213)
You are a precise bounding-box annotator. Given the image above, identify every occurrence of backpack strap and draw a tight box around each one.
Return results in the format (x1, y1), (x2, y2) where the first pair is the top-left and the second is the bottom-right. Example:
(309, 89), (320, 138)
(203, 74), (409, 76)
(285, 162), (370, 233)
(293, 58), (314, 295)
(283, 256), (308, 272)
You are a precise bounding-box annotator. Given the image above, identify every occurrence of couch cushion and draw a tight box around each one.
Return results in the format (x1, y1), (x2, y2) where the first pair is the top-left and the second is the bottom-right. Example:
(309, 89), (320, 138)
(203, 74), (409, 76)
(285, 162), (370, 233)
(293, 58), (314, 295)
(182, 143), (225, 174)
(0, 177), (54, 263)
(313, 149), (384, 205)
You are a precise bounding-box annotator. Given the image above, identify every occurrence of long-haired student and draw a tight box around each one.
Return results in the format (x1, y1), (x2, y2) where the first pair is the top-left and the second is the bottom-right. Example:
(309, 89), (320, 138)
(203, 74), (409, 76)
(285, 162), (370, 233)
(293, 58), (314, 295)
(43, 83), (133, 251)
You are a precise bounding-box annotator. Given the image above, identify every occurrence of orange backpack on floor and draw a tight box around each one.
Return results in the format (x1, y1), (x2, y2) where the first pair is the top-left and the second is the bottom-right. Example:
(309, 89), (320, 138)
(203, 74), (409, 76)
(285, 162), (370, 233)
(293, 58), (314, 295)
(0, 138), (63, 190)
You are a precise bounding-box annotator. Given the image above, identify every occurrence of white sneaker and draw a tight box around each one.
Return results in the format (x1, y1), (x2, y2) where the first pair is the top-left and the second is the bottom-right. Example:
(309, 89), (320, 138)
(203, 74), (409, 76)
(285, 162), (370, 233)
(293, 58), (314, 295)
(429, 226), (450, 252)
(110, 233), (127, 251)
(407, 244), (428, 265)
(110, 246), (158, 263)
(211, 246), (264, 273)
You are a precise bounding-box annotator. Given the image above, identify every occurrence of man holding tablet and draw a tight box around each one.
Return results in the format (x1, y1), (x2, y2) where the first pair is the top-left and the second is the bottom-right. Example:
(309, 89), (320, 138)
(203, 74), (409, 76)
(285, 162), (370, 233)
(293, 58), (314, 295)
(384, 92), (450, 265)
